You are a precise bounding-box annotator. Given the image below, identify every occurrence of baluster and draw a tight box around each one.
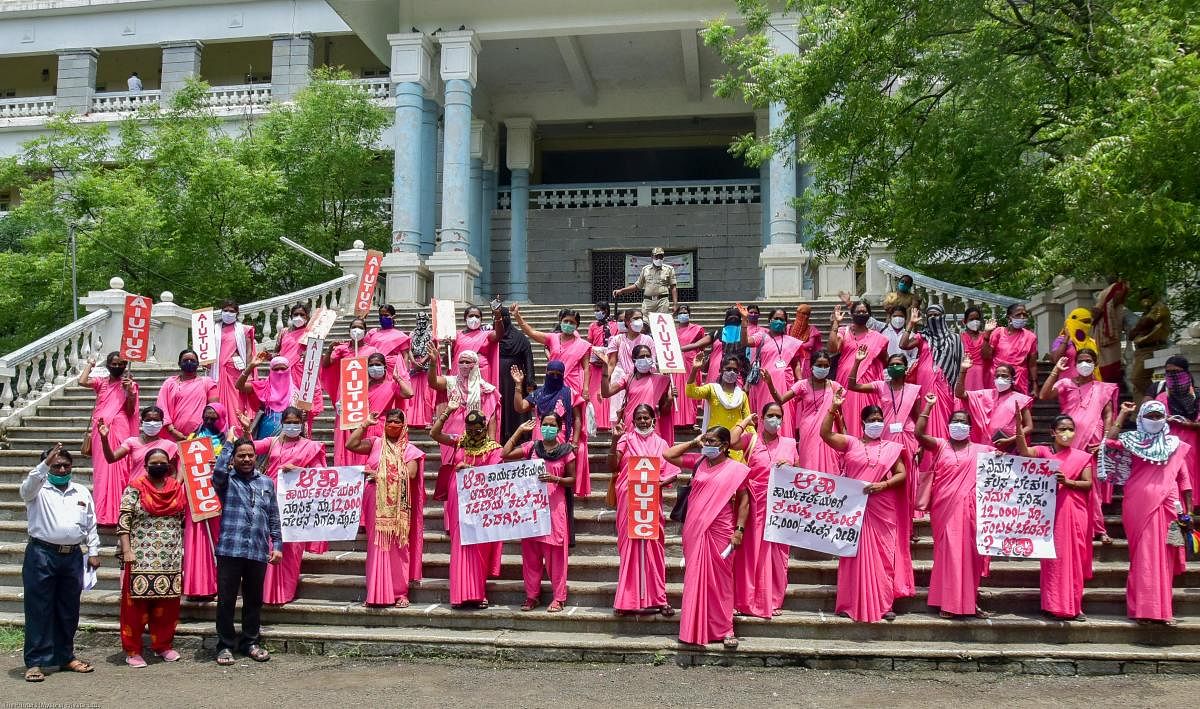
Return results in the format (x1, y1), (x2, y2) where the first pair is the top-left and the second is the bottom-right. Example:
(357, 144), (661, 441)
(15, 361), (32, 406)
(0, 372), (13, 417)
(47, 340), (65, 387)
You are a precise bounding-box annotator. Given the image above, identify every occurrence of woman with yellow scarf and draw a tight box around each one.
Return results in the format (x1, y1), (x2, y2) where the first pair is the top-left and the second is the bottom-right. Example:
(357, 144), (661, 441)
(1050, 308), (1103, 381)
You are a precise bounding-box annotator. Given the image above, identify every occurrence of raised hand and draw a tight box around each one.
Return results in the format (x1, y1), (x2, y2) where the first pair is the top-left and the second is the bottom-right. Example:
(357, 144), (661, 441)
(446, 396), (462, 412)
(365, 411), (380, 427)
(1055, 357), (1069, 372)
(611, 420), (625, 439)
(510, 365), (524, 383)
(1119, 400), (1137, 416)
(255, 350), (271, 363)
(736, 302), (749, 319)
(837, 290), (853, 306)
(855, 344), (868, 361)
(909, 306), (921, 326)
(519, 419), (536, 433)
(832, 388), (846, 408)
(509, 302), (521, 317)
(924, 393), (937, 407)
(961, 354), (973, 370)
(984, 318), (998, 332)
(97, 419), (110, 437)
(832, 305), (845, 324)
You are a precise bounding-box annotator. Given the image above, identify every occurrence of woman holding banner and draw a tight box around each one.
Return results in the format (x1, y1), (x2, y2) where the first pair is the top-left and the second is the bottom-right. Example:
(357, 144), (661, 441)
(1014, 416), (1093, 621)
(337, 352), (414, 467)
(665, 427), (752, 649)
(501, 415), (576, 612)
(97, 405), (180, 483)
(275, 303), (325, 433)
(214, 300), (256, 436)
(79, 351), (139, 525)
(819, 394), (907, 622)
(915, 397), (995, 619)
(607, 404), (679, 616)
(182, 404), (231, 599)
(605, 344), (675, 445)
(323, 317), (381, 465)
(768, 350), (843, 474)
(729, 402), (799, 619)
(954, 358), (1033, 452)
(1105, 400), (1193, 624)
(428, 344), (501, 502)
(157, 348), (218, 441)
(347, 409), (425, 608)
(430, 403), (503, 609)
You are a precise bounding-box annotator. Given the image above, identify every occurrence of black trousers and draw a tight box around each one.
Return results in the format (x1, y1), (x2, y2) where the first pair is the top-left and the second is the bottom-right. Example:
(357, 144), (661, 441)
(22, 542), (83, 668)
(215, 555), (268, 652)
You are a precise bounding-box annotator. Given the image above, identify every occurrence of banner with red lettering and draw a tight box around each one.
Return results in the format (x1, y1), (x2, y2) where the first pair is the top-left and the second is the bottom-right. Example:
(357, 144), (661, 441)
(353, 250), (384, 317)
(647, 311), (685, 374)
(626, 456), (662, 540)
(295, 338), (324, 411)
(191, 309), (219, 365)
(120, 294), (152, 363)
(764, 464), (869, 557)
(302, 307), (338, 345)
(976, 453), (1057, 559)
(338, 356), (369, 429)
(276, 466), (365, 542)
(181, 437), (221, 523)
(456, 460), (551, 545)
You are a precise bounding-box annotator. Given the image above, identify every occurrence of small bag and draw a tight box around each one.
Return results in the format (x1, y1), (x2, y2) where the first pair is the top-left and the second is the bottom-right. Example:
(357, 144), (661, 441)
(1167, 520), (1186, 548)
(668, 481), (691, 523)
(744, 340), (765, 386)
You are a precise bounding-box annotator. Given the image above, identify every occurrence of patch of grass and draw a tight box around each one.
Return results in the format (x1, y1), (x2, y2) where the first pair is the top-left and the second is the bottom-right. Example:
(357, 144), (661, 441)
(0, 625), (24, 653)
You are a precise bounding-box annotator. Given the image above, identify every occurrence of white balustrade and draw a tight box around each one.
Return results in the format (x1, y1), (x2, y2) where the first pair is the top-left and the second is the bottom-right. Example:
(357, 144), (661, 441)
(0, 96), (56, 119)
(496, 179), (762, 210)
(200, 84), (272, 109)
(239, 274), (364, 346)
(875, 258), (1021, 322)
(335, 78), (392, 101)
(91, 90), (162, 113)
(0, 310), (109, 423)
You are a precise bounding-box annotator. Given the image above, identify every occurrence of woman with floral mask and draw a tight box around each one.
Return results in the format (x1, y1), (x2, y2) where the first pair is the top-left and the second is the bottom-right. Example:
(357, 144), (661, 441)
(606, 404), (680, 617)
(1104, 400), (1193, 624)
(1146, 356), (1200, 507)
(821, 396), (907, 622)
(686, 353), (752, 462)
(1014, 415), (1094, 621)
(1040, 347), (1117, 542)
(604, 344), (675, 445)
(827, 300), (889, 436)
(955, 358), (1033, 451)
(984, 302), (1038, 395)
(157, 348), (219, 441)
(212, 299), (257, 434)
(98, 406), (180, 484)
(768, 350), (844, 473)
(746, 308), (805, 440)
(958, 306), (994, 392)
(79, 350), (139, 525)
(428, 343), (501, 501)
(665, 426), (752, 649)
(451, 303), (505, 388)
(915, 397), (996, 619)
(672, 304), (708, 428)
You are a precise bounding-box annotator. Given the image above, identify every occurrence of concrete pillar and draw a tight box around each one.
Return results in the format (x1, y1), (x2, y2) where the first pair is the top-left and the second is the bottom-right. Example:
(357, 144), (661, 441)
(505, 117), (536, 303)
(270, 33), (314, 103)
(387, 33), (434, 255)
(150, 291), (193, 364)
(1028, 290), (1063, 353)
(160, 41), (202, 104)
(78, 276), (132, 353)
(756, 109), (770, 249)
(55, 48), (98, 114)
(419, 96), (439, 256)
(1054, 277), (1105, 317)
(469, 119), (485, 299)
(862, 243), (898, 304)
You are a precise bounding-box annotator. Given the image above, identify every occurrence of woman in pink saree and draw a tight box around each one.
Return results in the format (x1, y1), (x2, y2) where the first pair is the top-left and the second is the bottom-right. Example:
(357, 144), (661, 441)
(768, 350), (844, 474)
(672, 304), (708, 428)
(747, 308), (806, 439)
(607, 404), (680, 616)
(213, 300), (256, 435)
(984, 302), (1038, 395)
(275, 304), (325, 432)
(916, 398), (996, 619)
(1148, 356), (1200, 509)
(665, 427), (752, 649)
(1105, 400), (1193, 624)
(827, 301), (888, 437)
(1015, 415), (1094, 620)
(79, 351), (139, 525)
(427, 343), (501, 503)
(955, 358), (1033, 451)
(452, 304), (504, 388)
(157, 348), (219, 441)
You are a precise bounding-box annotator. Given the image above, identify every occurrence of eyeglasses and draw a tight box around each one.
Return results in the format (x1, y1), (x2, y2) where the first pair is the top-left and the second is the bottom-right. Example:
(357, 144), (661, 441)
(49, 463), (72, 470)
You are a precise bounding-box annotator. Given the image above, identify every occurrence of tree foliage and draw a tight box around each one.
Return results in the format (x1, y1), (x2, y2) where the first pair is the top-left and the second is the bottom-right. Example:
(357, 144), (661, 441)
(0, 68), (391, 351)
(706, 0), (1200, 314)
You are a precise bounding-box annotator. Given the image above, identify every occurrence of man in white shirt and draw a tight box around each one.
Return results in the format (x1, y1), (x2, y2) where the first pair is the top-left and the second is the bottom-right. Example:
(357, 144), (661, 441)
(20, 443), (100, 682)
(127, 72), (143, 93)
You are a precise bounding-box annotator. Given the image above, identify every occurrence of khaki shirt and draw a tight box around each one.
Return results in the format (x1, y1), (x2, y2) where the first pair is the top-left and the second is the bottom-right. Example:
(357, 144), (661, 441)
(635, 263), (677, 299)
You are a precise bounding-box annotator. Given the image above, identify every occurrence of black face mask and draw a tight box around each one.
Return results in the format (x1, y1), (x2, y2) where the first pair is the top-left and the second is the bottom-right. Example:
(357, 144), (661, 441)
(852, 313), (870, 327)
(108, 365), (127, 378)
(180, 360), (199, 374)
(147, 463), (171, 478)
(201, 419), (219, 432)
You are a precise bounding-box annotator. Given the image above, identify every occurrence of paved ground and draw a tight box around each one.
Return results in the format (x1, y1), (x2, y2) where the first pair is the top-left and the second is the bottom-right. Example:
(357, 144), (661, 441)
(6, 649), (1200, 708)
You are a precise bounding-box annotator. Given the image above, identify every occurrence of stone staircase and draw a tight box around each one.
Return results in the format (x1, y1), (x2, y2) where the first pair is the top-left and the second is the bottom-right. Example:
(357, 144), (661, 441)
(1, 302), (1196, 672)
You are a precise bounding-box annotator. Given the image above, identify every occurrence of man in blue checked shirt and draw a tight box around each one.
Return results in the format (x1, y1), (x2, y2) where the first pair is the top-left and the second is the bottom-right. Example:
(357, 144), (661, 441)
(212, 438), (282, 666)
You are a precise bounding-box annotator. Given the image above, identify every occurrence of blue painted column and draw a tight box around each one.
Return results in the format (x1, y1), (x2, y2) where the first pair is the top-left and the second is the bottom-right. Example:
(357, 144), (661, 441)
(760, 162), (771, 248)
(796, 160), (814, 243)
(509, 167), (530, 302)
(390, 81), (424, 253)
(481, 168), (497, 295)
(768, 98), (797, 246)
(469, 156), (483, 298)
(419, 97), (438, 256)
(438, 78), (472, 252)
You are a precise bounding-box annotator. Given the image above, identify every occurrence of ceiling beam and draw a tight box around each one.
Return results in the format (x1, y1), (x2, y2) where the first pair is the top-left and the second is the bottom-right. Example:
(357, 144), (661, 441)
(680, 28), (701, 102)
(553, 35), (597, 106)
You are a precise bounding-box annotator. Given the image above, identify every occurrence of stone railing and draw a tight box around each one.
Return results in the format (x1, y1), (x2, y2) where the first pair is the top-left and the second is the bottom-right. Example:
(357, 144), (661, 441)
(651, 179), (761, 205)
(200, 84), (272, 109)
(875, 258), (1021, 322)
(0, 95), (56, 119)
(496, 179), (762, 210)
(0, 309), (109, 423)
(336, 78), (392, 101)
(91, 90), (162, 113)
(239, 274), (363, 347)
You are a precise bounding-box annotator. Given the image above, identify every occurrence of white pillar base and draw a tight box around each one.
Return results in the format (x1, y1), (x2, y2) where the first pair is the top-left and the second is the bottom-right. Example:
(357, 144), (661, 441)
(150, 293), (192, 364)
(862, 243), (897, 304)
(759, 243), (814, 300)
(816, 261), (858, 301)
(381, 251), (431, 307)
(425, 251), (481, 304)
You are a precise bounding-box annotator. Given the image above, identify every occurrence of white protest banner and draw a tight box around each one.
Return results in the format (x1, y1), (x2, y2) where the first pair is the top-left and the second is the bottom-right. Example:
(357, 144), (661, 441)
(276, 466), (365, 543)
(191, 309), (220, 365)
(647, 311), (685, 374)
(431, 298), (457, 341)
(764, 464), (869, 557)
(295, 337), (324, 411)
(456, 459), (551, 545)
(302, 307), (338, 345)
(976, 453), (1057, 559)
(625, 253), (694, 288)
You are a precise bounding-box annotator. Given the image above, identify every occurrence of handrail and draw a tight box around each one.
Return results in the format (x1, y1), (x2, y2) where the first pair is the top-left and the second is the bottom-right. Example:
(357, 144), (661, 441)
(0, 309), (110, 421)
(875, 258), (1021, 320)
(239, 274), (361, 346)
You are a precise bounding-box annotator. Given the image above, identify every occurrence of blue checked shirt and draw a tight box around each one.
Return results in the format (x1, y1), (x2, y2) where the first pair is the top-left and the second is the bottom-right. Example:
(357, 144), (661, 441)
(213, 445), (282, 563)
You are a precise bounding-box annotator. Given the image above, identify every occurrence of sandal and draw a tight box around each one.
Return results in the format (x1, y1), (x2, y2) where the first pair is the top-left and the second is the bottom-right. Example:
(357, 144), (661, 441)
(1098, 534), (1113, 546)
(478, 599), (490, 609)
(547, 600), (565, 613)
(771, 609), (783, 617)
(883, 611), (896, 622)
(722, 635), (739, 650)
(974, 609), (993, 619)
(660, 604), (676, 618)
(394, 596), (410, 608)
(521, 598), (540, 612)
(216, 648), (235, 666)
(24, 667), (44, 682)
(939, 610), (956, 619)
(64, 658), (94, 673)
(245, 644), (270, 662)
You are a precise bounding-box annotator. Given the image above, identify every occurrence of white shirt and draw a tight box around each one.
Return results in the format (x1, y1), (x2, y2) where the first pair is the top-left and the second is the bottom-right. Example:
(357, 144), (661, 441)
(127, 75), (143, 92)
(20, 462), (101, 556)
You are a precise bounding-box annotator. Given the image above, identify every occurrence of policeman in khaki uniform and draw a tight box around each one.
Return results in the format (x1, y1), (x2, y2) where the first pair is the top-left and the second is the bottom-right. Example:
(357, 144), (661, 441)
(613, 247), (678, 314)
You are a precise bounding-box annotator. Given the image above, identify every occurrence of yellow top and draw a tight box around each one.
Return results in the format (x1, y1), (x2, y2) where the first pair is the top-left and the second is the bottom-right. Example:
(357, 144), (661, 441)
(685, 382), (754, 462)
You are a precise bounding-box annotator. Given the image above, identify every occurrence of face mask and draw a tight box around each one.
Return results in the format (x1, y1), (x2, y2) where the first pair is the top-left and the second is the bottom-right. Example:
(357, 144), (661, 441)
(147, 463), (171, 478)
(948, 422), (971, 441)
(458, 361), (475, 373)
(721, 370), (739, 385)
(350, 328), (365, 341)
(748, 314), (760, 324)
(141, 421), (163, 437)
(291, 316), (307, 328)
(221, 311), (237, 325)
(811, 365), (830, 380)
(1076, 362), (1095, 377)
(995, 377), (1012, 392)
(541, 425), (559, 440)
(890, 316), (906, 330)
(465, 316), (482, 330)
(379, 316), (394, 329)
(652, 258), (663, 267)
(1055, 429), (1076, 445)
(385, 422), (407, 439)
(368, 365), (386, 380)
(764, 416), (782, 432)
(769, 319), (786, 334)
(886, 364), (907, 380)
(595, 311), (606, 322)
(634, 425), (654, 436)
(1010, 317), (1027, 329)
(676, 313), (690, 325)
(48, 472), (72, 486)
(864, 421), (885, 439)
(560, 322), (577, 335)
(852, 313), (870, 327)
(966, 320), (982, 332)
(616, 322), (628, 334)
(108, 365), (127, 378)
(281, 423), (303, 438)
(180, 360), (199, 374)
(634, 357), (653, 374)
(629, 318), (644, 333)
(897, 281), (911, 293)
(701, 445), (722, 459)
(1140, 417), (1166, 434)
(721, 324), (741, 343)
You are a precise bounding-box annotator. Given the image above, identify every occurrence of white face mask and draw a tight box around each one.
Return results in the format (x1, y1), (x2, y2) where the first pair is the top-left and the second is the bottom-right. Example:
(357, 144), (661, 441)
(350, 328), (365, 341)
(1076, 361), (1095, 377)
(1140, 417), (1167, 434)
(141, 420), (163, 437)
(764, 416), (782, 433)
(966, 320), (982, 332)
(291, 316), (307, 328)
(465, 316), (481, 331)
(595, 311), (606, 322)
(995, 377), (1012, 392)
(652, 258), (664, 267)
(1010, 317), (1028, 329)
(281, 423), (303, 439)
(221, 311), (237, 325)
(890, 316), (906, 330)
(864, 421), (885, 439)
(634, 357), (653, 373)
(948, 422), (971, 441)
(629, 318), (644, 333)
(634, 425), (654, 436)
(721, 370), (739, 384)
(811, 365), (830, 380)
(367, 365), (386, 380)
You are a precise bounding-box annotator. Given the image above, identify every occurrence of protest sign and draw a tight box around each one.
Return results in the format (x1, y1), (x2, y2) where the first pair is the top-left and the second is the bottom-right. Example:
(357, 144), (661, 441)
(191, 309), (219, 365)
(647, 312), (685, 374)
(764, 465), (869, 557)
(625, 253), (693, 288)
(120, 294), (152, 363)
(456, 460), (551, 545)
(338, 356), (369, 429)
(431, 298), (457, 341)
(353, 250), (384, 317)
(295, 338), (324, 411)
(276, 466), (365, 543)
(181, 438), (220, 523)
(975, 453), (1057, 559)
(627, 456), (663, 540)
(302, 307), (338, 345)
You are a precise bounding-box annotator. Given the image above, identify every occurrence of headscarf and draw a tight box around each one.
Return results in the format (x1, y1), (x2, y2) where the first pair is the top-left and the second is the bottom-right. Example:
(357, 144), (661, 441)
(788, 304), (812, 340)
(1165, 356), (1198, 421)
(460, 410), (500, 456)
(921, 303), (962, 388)
(410, 312), (432, 369)
(195, 403), (227, 454)
(130, 467), (187, 517)
(1061, 308), (1101, 378)
(498, 308), (530, 358)
(374, 424), (411, 550)
(451, 350), (495, 412)
(528, 360), (574, 440)
(1117, 400), (1180, 463)
(263, 356), (297, 411)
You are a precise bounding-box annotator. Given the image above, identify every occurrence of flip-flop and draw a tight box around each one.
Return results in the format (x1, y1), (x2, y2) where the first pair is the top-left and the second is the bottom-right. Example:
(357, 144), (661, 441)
(394, 597), (410, 608)
(660, 604), (676, 617)
(24, 667), (44, 682)
(722, 636), (739, 650)
(64, 658), (94, 673)
(245, 644), (270, 662)
(520, 598), (540, 612)
(547, 601), (565, 613)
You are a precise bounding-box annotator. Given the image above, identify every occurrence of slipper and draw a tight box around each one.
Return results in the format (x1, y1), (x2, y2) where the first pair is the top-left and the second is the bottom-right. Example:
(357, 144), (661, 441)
(520, 598), (540, 612)
(939, 610), (956, 619)
(394, 597), (410, 608)
(547, 600), (565, 613)
(722, 635), (739, 650)
(478, 599), (490, 610)
(660, 604), (676, 618)
(64, 658), (94, 673)
(883, 611), (896, 622)
(157, 649), (181, 662)
(126, 655), (148, 668)
(245, 644), (270, 662)
(216, 649), (235, 666)
(24, 667), (44, 682)
(974, 609), (993, 619)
